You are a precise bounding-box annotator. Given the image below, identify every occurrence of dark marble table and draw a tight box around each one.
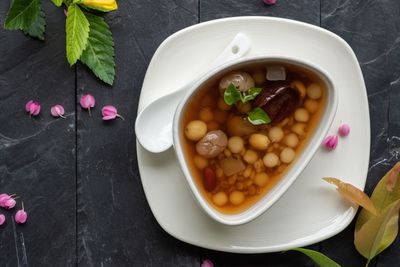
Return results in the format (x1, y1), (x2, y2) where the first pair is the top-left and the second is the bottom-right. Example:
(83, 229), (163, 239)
(0, 0), (399, 266)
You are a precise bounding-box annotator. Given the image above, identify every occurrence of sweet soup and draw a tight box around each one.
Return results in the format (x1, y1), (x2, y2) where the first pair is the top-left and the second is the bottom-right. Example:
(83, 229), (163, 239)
(181, 62), (326, 214)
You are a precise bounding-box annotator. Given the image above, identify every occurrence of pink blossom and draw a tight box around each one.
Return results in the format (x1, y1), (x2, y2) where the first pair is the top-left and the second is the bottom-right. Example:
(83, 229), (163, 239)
(0, 194), (16, 209)
(51, 105), (66, 118)
(263, 0), (277, 5)
(201, 259), (214, 267)
(101, 105), (125, 121)
(25, 100), (41, 116)
(322, 135), (338, 150)
(338, 123), (350, 137)
(15, 203), (27, 224)
(80, 94), (96, 116)
(0, 214), (5, 226)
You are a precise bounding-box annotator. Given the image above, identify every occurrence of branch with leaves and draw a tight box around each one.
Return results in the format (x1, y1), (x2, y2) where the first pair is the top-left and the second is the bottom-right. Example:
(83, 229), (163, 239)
(4, 0), (117, 85)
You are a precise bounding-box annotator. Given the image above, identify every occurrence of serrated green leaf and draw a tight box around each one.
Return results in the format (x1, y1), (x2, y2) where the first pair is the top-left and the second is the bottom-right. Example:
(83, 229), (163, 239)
(23, 6), (45, 40)
(80, 13), (115, 85)
(51, 0), (63, 7)
(66, 4), (89, 65)
(356, 162), (400, 231)
(291, 248), (342, 267)
(5, 0), (39, 30)
(354, 199), (400, 261)
(248, 107), (271, 125)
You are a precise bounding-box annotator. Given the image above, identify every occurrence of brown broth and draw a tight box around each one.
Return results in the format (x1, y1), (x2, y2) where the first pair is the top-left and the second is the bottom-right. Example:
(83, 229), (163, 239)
(181, 62), (326, 214)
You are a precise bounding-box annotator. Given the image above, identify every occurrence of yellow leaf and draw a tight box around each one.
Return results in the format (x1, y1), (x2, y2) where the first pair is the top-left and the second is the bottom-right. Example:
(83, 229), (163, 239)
(323, 177), (377, 215)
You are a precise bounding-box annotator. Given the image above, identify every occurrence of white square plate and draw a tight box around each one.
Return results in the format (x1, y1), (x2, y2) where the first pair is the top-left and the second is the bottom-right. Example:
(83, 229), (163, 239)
(136, 16), (370, 253)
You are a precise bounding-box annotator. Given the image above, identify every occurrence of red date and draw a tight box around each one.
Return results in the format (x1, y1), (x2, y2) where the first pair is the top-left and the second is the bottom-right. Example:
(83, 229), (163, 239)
(203, 167), (217, 192)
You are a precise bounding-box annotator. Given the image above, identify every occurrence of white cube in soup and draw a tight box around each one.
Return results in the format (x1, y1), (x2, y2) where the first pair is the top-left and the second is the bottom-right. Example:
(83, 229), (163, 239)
(263, 152), (280, 168)
(266, 66), (286, 81)
(228, 136), (244, 154)
(294, 108), (310, 122)
(304, 99), (319, 114)
(213, 191), (228, 206)
(229, 191), (245, 205)
(280, 147), (296, 164)
(249, 134), (270, 150)
(185, 120), (207, 141)
(254, 172), (269, 187)
(306, 83), (322, 99)
(199, 108), (214, 122)
(284, 133), (299, 148)
(268, 126), (284, 142)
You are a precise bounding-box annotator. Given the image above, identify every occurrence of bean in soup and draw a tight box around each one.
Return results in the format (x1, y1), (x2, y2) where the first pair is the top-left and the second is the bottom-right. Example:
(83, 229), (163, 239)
(181, 63), (326, 214)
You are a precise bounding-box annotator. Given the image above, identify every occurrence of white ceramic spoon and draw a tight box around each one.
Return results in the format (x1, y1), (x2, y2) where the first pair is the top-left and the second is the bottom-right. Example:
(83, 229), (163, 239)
(135, 33), (251, 153)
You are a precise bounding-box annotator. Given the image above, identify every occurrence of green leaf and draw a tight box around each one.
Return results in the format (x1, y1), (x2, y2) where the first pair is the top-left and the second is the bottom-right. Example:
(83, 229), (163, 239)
(80, 13), (115, 85)
(224, 84), (241, 105)
(291, 248), (342, 267)
(51, 0), (63, 7)
(66, 4), (89, 65)
(23, 5), (45, 40)
(354, 199), (400, 261)
(241, 87), (262, 102)
(356, 162), (400, 231)
(4, 0), (39, 31)
(247, 107), (271, 125)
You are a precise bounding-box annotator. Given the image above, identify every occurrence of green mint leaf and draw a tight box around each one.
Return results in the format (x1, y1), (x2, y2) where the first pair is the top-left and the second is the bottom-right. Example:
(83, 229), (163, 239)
(247, 107), (271, 125)
(80, 13), (115, 85)
(51, 0), (63, 7)
(66, 4), (89, 65)
(291, 248), (342, 267)
(4, 0), (40, 31)
(241, 87), (262, 102)
(23, 4), (45, 40)
(224, 84), (241, 105)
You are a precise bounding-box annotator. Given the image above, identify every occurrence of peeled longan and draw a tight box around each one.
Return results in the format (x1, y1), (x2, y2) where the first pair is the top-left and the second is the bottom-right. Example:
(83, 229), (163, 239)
(199, 108), (214, 122)
(249, 134), (270, 150)
(307, 83), (322, 99)
(284, 133), (299, 148)
(294, 108), (310, 122)
(254, 172), (269, 187)
(243, 150), (258, 164)
(228, 136), (244, 154)
(229, 191), (245, 205)
(263, 153), (279, 168)
(185, 120), (207, 141)
(280, 147), (296, 164)
(268, 126), (284, 142)
(304, 99), (319, 114)
(213, 192), (228, 206)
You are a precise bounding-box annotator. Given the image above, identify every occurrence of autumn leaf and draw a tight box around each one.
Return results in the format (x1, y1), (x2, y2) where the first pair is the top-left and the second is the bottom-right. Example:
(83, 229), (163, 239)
(323, 177), (377, 215)
(354, 199), (400, 265)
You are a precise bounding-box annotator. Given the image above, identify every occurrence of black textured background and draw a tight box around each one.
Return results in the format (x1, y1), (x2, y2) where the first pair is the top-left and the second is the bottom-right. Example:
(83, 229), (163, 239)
(0, 0), (399, 266)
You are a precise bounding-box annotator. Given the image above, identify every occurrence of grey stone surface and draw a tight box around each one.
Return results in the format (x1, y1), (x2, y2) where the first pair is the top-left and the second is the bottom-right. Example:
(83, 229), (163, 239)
(0, 0), (399, 266)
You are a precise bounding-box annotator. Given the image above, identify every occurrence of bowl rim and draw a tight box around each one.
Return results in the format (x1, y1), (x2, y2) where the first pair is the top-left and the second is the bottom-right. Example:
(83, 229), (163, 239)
(172, 55), (338, 225)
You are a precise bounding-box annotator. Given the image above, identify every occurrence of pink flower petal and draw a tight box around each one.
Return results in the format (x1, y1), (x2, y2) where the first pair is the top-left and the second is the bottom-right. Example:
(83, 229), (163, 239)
(338, 122), (351, 137)
(4, 198), (16, 209)
(25, 100), (41, 116)
(102, 115), (117, 120)
(322, 134), (338, 150)
(201, 259), (214, 267)
(15, 209), (27, 224)
(80, 94), (96, 109)
(51, 105), (65, 118)
(264, 0), (277, 5)
(0, 214), (5, 226)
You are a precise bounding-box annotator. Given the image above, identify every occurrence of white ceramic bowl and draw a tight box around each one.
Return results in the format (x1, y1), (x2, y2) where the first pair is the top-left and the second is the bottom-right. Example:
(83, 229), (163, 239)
(173, 55), (338, 225)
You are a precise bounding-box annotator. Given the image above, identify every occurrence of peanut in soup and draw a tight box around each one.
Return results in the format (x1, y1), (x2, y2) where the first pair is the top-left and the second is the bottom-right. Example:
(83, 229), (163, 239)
(181, 63), (325, 214)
